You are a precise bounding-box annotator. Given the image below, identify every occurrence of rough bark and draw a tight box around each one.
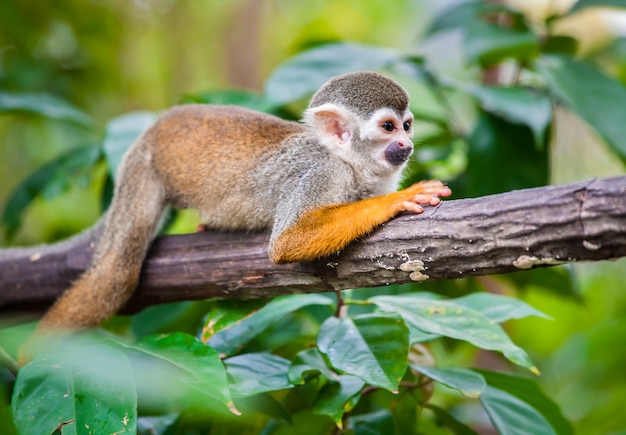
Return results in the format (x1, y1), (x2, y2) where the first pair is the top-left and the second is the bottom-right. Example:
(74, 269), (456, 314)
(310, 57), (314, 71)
(1, 176), (625, 314)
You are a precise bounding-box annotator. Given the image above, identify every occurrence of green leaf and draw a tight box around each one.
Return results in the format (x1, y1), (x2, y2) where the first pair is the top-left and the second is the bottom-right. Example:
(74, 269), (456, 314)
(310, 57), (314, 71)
(289, 347), (337, 385)
(541, 36), (578, 55)
(12, 344), (136, 435)
(200, 299), (267, 343)
(459, 84), (551, 146)
(225, 353), (292, 397)
(209, 294), (334, 356)
(426, 1), (506, 36)
(133, 332), (235, 412)
(235, 393), (292, 423)
(0, 91), (94, 127)
(317, 313), (409, 392)
(409, 328), (442, 343)
(137, 414), (178, 435)
(536, 54), (626, 161)
(465, 21), (538, 67)
(131, 301), (212, 338)
(181, 89), (269, 111)
(392, 391), (418, 434)
(349, 409), (395, 435)
(102, 111), (157, 179)
(1, 145), (102, 239)
(313, 375), (365, 427)
(505, 267), (579, 299)
(0, 380), (17, 435)
(570, 0), (626, 12)
(264, 43), (403, 107)
(411, 365), (486, 398)
(369, 294), (538, 373)
(464, 111), (548, 197)
(481, 386), (557, 435)
(476, 370), (574, 435)
(453, 293), (551, 323)
(426, 404), (479, 435)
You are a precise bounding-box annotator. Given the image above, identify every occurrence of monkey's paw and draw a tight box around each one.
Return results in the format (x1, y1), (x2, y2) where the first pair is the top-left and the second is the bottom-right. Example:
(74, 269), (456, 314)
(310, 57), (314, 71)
(399, 180), (451, 214)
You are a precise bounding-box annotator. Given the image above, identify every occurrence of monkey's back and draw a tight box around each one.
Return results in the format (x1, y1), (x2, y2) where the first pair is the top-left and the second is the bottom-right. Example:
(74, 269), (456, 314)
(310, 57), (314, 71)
(139, 104), (307, 230)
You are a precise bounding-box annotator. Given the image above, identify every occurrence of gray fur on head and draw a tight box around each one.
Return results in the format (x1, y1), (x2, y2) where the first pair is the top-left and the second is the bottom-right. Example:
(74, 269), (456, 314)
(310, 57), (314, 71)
(308, 71), (409, 119)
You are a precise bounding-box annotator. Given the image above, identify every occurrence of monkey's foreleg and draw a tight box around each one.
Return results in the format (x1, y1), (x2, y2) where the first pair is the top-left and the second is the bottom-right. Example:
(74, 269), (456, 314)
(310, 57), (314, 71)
(269, 180), (451, 263)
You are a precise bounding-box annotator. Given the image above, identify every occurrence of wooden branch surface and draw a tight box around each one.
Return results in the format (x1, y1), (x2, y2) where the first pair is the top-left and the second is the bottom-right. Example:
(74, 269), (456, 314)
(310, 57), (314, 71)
(1, 176), (625, 314)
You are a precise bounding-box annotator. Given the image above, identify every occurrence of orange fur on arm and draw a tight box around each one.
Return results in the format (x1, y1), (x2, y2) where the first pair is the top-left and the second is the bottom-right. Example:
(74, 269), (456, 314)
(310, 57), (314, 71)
(269, 180), (450, 263)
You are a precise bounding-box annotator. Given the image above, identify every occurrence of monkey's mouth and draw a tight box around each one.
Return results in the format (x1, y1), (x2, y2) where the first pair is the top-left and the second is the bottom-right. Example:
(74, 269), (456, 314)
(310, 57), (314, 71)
(384, 141), (413, 166)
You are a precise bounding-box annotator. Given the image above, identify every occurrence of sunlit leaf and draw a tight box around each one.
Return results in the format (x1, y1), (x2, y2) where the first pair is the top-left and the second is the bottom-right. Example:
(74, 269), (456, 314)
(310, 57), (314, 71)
(102, 111), (157, 179)
(454, 293), (551, 323)
(209, 294), (334, 356)
(133, 332), (235, 412)
(477, 370), (574, 435)
(264, 43), (403, 107)
(12, 344), (136, 435)
(289, 347), (337, 385)
(0, 91), (94, 127)
(536, 54), (626, 161)
(313, 375), (364, 427)
(412, 365), (486, 398)
(1, 145), (101, 239)
(317, 313), (409, 392)
(225, 353), (292, 397)
(370, 294), (538, 373)
(459, 84), (551, 146)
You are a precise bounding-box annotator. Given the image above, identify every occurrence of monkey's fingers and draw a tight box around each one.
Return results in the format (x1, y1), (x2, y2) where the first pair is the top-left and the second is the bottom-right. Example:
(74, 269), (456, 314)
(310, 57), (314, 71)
(412, 194), (442, 206)
(409, 180), (452, 196)
(401, 201), (425, 214)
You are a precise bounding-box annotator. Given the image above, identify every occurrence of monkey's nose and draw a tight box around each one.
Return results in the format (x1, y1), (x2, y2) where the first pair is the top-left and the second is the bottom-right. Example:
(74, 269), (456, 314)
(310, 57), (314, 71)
(384, 141), (413, 165)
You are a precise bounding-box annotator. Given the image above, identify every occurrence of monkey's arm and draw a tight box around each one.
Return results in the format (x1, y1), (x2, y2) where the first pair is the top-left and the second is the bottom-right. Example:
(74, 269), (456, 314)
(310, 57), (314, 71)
(269, 180), (451, 263)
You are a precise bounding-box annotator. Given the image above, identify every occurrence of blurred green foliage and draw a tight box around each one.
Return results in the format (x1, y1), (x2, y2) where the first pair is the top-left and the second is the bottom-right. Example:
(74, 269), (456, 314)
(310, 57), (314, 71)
(1, 1), (626, 434)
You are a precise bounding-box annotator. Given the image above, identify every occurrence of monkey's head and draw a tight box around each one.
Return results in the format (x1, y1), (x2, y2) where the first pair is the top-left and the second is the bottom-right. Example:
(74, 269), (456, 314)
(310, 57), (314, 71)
(304, 71), (414, 176)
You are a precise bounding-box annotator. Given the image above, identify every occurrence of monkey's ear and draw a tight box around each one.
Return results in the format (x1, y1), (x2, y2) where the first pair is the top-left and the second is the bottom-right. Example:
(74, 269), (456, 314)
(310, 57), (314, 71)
(303, 103), (353, 146)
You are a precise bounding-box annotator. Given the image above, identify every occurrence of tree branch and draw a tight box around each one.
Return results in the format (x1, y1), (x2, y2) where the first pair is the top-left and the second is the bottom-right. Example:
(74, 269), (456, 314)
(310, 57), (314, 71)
(1, 176), (625, 314)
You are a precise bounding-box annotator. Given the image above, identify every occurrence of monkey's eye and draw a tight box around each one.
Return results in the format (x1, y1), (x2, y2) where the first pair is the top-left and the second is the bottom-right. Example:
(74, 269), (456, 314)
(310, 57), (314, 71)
(382, 121), (394, 132)
(403, 120), (411, 132)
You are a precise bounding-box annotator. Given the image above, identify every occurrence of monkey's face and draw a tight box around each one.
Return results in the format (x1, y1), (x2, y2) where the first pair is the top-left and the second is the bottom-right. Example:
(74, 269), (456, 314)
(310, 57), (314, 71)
(303, 102), (414, 177)
(359, 108), (415, 168)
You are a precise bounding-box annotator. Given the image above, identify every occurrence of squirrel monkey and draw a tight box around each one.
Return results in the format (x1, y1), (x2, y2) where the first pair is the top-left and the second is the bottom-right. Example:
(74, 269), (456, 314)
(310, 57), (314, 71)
(35, 71), (451, 332)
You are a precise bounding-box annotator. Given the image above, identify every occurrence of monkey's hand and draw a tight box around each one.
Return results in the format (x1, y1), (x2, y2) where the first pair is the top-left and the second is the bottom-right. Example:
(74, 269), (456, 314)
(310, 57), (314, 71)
(395, 180), (452, 215)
